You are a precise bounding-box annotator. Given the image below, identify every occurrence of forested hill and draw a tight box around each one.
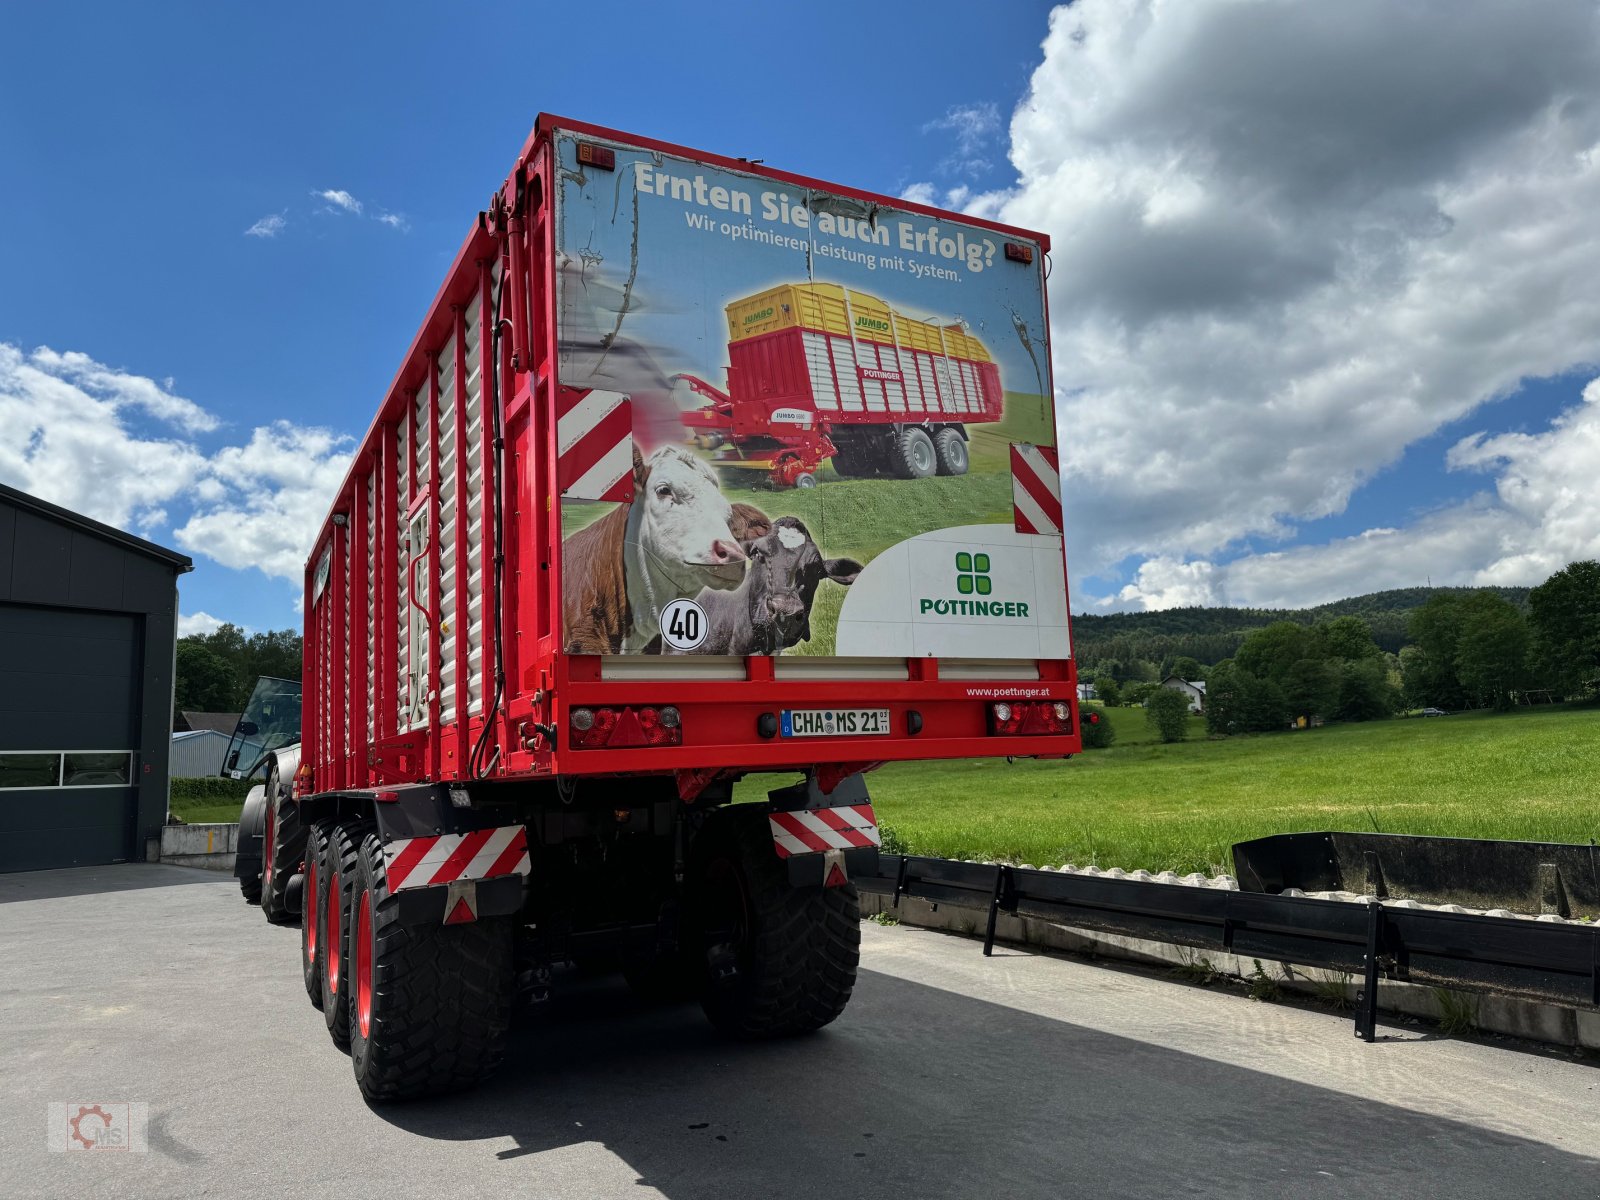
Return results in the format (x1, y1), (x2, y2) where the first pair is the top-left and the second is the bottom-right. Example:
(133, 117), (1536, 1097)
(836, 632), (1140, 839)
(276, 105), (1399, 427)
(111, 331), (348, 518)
(1072, 586), (1532, 672)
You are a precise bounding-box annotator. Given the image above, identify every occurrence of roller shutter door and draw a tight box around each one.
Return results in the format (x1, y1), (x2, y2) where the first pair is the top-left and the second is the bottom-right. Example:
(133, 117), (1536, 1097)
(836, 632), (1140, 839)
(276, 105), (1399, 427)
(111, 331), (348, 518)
(0, 604), (141, 872)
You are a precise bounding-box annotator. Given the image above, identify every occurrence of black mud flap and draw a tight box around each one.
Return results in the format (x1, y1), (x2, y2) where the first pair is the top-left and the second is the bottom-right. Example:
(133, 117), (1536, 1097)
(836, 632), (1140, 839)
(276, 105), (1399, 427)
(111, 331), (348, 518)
(386, 873), (527, 927)
(785, 845), (880, 888)
(234, 784), (267, 883)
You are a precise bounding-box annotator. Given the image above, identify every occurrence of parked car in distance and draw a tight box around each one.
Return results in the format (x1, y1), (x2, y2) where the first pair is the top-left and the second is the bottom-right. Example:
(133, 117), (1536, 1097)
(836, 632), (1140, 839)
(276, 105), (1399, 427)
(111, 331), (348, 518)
(1420, 707), (1449, 717)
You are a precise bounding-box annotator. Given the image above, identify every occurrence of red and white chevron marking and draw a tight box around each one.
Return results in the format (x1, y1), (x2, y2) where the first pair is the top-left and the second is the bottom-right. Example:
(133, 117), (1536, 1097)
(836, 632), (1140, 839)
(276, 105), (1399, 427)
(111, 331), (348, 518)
(768, 804), (881, 859)
(383, 825), (531, 892)
(1011, 442), (1062, 536)
(557, 387), (633, 502)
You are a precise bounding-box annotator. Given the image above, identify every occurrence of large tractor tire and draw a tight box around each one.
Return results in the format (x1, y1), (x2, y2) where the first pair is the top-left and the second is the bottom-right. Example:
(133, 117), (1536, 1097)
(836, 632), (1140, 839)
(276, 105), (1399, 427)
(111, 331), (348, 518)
(348, 828), (515, 1102)
(893, 427), (938, 480)
(690, 808), (860, 1039)
(236, 786), (267, 904)
(260, 763), (306, 925)
(301, 821), (335, 1009)
(934, 427), (969, 476)
(322, 821), (368, 1049)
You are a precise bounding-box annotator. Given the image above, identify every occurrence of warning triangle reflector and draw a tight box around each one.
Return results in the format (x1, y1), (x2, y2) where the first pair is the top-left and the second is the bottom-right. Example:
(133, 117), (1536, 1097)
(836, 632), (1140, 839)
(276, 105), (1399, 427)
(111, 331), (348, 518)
(444, 896), (477, 925)
(824, 862), (849, 889)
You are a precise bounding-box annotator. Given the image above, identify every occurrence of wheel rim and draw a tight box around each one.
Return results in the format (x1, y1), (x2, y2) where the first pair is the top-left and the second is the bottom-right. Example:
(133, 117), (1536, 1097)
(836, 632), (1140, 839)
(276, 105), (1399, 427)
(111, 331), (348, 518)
(911, 439), (934, 474)
(304, 854), (318, 965)
(326, 865), (341, 995)
(355, 890), (373, 1039)
(948, 439), (968, 473)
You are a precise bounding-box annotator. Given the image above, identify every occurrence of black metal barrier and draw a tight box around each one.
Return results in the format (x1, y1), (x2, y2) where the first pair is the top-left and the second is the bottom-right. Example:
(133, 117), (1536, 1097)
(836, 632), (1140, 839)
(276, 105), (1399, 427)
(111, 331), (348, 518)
(858, 855), (1600, 1042)
(1233, 831), (1600, 922)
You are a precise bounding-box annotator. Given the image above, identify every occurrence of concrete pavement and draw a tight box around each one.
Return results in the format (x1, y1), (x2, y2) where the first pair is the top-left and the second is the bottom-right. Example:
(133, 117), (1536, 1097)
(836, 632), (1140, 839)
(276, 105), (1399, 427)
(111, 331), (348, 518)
(1, 863), (1596, 1198)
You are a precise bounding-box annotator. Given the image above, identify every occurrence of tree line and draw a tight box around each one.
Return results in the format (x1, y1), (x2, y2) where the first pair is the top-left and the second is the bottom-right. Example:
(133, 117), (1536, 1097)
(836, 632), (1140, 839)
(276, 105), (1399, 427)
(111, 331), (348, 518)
(1075, 585), (1532, 684)
(174, 625), (303, 717)
(1085, 562), (1599, 734)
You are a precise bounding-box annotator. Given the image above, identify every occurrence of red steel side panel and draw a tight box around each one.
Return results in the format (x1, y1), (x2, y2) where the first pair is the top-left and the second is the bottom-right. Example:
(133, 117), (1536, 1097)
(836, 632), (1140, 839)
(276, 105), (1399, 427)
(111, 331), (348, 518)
(426, 355), (443, 779)
(376, 426), (397, 753)
(451, 307), (471, 778)
(475, 261), (498, 762)
(330, 521), (346, 790)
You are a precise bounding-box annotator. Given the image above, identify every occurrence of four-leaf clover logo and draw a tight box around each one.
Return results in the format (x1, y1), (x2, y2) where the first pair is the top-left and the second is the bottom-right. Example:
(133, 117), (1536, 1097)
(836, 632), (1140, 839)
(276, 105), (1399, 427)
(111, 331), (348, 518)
(956, 551), (991, 596)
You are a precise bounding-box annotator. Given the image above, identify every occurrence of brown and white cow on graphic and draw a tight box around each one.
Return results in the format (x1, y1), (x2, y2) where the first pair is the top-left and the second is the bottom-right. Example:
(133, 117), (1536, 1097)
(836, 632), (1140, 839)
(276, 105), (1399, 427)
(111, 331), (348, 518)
(562, 446), (747, 654)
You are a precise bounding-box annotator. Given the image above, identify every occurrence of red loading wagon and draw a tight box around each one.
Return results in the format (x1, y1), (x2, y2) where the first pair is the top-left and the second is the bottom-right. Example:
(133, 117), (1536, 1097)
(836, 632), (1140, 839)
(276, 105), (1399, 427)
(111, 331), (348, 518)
(679, 282), (1005, 487)
(270, 115), (1074, 1102)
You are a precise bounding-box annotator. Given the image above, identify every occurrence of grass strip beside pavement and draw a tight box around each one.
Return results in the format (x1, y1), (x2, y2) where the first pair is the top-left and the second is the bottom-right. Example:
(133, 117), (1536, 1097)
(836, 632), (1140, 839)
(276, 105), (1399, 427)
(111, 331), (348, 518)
(758, 704), (1600, 876)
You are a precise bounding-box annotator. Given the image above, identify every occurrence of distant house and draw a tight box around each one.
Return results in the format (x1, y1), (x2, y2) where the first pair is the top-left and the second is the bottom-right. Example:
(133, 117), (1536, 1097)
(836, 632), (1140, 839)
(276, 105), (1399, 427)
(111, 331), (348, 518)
(1160, 675), (1206, 713)
(1076, 682), (1097, 702)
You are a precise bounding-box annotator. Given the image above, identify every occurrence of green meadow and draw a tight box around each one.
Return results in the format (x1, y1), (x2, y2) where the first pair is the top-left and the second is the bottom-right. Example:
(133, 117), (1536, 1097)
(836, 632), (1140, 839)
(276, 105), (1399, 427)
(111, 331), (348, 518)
(742, 704), (1600, 875)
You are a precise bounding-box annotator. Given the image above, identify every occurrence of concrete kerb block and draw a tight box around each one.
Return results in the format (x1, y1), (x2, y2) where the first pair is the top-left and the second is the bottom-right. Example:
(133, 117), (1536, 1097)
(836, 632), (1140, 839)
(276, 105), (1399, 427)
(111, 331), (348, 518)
(1476, 994), (1578, 1046)
(861, 889), (1594, 1052)
(1576, 1009), (1600, 1051)
(159, 822), (240, 871)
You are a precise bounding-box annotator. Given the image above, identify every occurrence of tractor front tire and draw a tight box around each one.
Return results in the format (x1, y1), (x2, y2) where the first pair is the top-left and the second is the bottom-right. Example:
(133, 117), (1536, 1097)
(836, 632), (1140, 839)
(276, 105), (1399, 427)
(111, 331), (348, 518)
(691, 809), (860, 1039)
(348, 828), (514, 1103)
(260, 766), (305, 925)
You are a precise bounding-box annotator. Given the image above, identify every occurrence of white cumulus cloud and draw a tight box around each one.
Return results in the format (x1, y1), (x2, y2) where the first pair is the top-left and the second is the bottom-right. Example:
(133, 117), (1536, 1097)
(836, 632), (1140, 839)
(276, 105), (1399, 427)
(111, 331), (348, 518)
(315, 188), (363, 215)
(245, 213), (286, 238)
(177, 610), (226, 637)
(0, 340), (352, 592)
(174, 421), (354, 584)
(924, 101), (1003, 174)
(1113, 376), (1600, 610)
(0, 344), (212, 529)
(980, 1), (1600, 607)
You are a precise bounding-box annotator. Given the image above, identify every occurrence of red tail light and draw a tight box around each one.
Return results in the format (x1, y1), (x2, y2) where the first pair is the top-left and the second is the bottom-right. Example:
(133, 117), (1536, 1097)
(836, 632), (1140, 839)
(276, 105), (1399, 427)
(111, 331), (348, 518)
(569, 706), (683, 749)
(988, 700), (1073, 736)
(293, 762), (313, 798)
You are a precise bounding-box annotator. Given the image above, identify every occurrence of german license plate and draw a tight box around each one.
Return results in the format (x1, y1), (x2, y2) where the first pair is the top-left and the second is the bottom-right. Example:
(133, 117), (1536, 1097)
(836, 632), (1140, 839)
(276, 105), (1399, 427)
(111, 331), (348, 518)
(780, 708), (892, 737)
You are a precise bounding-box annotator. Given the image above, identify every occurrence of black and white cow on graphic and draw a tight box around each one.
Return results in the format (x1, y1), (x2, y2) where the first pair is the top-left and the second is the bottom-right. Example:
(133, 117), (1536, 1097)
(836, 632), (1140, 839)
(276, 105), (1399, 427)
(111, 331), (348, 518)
(669, 515), (862, 655)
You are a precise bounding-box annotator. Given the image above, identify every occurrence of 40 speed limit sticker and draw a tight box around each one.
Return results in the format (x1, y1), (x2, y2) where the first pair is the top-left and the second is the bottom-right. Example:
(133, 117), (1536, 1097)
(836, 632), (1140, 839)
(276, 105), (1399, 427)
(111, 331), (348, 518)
(659, 598), (709, 651)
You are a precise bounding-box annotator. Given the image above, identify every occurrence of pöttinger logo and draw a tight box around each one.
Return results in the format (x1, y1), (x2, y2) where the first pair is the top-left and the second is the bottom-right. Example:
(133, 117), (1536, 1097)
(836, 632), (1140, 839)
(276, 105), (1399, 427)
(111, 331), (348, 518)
(917, 549), (1030, 620)
(955, 551), (991, 596)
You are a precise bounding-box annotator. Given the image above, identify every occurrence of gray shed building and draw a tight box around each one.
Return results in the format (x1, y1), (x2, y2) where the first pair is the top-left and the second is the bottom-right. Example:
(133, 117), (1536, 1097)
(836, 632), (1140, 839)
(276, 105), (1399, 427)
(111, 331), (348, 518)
(0, 484), (192, 872)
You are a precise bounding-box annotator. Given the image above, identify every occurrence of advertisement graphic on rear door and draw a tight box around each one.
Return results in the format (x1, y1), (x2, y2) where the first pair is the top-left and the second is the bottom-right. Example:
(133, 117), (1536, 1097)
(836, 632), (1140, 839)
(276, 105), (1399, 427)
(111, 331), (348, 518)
(553, 130), (1067, 659)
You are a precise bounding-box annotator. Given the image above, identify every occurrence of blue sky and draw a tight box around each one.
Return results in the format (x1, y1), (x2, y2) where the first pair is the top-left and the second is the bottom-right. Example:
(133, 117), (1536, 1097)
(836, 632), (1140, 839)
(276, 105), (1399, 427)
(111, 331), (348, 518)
(4, 1), (1599, 628)
(0, 0), (1050, 632)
